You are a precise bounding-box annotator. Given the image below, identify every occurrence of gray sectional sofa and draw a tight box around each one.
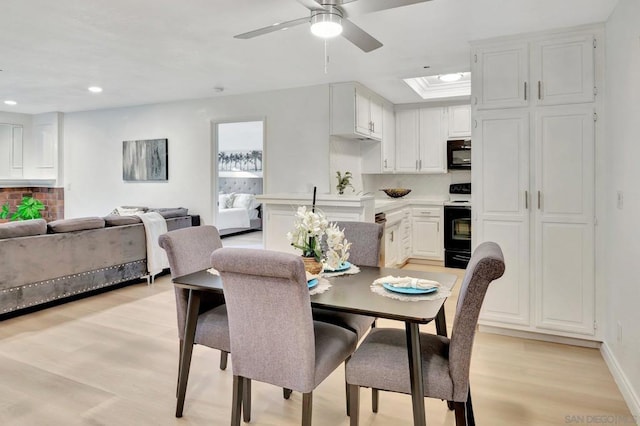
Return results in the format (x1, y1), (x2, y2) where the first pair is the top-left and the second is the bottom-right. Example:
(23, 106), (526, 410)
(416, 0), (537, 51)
(0, 210), (192, 317)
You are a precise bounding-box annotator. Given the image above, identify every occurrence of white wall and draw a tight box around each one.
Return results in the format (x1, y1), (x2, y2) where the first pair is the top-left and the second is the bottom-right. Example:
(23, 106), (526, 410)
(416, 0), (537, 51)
(363, 171), (470, 200)
(604, 0), (640, 417)
(63, 85), (331, 223)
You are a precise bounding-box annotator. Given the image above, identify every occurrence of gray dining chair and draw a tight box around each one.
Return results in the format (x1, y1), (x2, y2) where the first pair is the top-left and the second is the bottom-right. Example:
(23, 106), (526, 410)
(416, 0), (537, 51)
(345, 241), (505, 426)
(211, 247), (358, 426)
(158, 225), (229, 416)
(313, 220), (384, 339)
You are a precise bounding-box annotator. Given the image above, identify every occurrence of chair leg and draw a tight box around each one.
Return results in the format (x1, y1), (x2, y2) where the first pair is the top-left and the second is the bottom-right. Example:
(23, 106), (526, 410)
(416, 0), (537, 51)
(176, 341), (195, 417)
(283, 388), (292, 399)
(176, 340), (183, 398)
(344, 358), (351, 416)
(372, 388), (379, 413)
(302, 392), (313, 426)
(349, 384), (360, 426)
(242, 378), (251, 423)
(220, 350), (229, 370)
(231, 376), (244, 426)
(466, 388), (476, 426)
(453, 402), (467, 426)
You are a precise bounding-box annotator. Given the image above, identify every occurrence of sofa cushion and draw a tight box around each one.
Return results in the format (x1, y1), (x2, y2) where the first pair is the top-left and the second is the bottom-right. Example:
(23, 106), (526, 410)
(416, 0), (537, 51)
(0, 219), (47, 239)
(148, 207), (189, 219)
(103, 214), (142, 226)
(48, 217), (106, 233)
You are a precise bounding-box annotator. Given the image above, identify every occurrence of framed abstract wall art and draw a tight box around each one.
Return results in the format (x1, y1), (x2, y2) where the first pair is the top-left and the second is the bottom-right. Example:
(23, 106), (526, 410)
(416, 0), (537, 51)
(123, 138), (168, 181)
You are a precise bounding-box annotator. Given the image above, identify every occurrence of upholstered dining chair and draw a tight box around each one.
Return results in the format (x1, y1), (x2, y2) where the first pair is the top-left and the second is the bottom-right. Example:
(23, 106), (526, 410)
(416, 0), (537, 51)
(313, 220), (384, 340)
(345, 241), (505, 426)
(211, 247), (358, 426)
(158, 225), (228, 416)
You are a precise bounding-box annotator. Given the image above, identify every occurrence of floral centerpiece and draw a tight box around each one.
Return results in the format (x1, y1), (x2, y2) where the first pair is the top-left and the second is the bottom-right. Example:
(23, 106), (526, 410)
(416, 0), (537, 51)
(287, 206), (351, 274)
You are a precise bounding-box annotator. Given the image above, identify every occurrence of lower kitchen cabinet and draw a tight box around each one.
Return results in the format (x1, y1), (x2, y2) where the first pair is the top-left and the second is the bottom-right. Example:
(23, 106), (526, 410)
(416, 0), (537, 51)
(411, 207), (443, 260)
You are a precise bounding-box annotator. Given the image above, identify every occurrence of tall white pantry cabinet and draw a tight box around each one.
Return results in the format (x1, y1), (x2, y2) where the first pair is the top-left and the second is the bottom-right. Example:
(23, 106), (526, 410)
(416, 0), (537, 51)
(471, 26), (603, 341)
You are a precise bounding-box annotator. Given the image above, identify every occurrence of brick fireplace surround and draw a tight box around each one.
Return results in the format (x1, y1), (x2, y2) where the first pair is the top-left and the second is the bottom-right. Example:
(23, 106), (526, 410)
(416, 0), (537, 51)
(0, 187), (64, 222)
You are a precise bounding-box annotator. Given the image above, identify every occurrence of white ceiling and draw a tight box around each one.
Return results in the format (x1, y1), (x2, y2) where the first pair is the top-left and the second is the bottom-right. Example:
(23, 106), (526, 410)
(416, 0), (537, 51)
(0, 0), (618, 114)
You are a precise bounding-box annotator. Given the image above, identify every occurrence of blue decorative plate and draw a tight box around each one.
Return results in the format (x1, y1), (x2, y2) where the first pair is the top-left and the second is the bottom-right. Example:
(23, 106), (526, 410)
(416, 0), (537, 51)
(308, 278), (319, 289)
(382, 282), (437, 295)
(324, 261), (351, 273)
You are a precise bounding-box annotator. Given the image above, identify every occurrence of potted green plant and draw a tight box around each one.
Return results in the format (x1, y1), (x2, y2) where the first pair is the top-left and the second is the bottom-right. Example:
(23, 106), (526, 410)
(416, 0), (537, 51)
(0, 197), (45, 221)
(336, 171), (354, 195)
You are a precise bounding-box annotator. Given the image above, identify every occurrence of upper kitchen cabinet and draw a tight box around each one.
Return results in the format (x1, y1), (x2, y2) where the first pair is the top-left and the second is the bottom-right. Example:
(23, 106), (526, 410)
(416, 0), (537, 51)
(472, 31), (596, 110)
(532, 35), (595, 106)
(395, 107), (447, 174)
(0, 124), (24, 179)
(331, 82), (384, 141)
(447, 105), (472, 138)
(361, 100), (395, 174)
(472, 42), (529, 110)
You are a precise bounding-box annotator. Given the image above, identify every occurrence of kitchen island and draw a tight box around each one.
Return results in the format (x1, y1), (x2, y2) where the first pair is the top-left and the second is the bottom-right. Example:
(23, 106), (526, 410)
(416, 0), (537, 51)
(256, 193), (375, 253)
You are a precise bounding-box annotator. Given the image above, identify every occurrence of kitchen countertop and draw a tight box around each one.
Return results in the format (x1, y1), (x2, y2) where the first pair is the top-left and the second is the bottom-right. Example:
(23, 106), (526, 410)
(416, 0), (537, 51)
(374, 197), (448, 214)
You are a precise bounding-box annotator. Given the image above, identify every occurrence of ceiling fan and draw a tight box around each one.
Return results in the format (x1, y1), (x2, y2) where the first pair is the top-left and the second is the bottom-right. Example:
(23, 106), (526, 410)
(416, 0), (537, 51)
(234, 0), (432, 53)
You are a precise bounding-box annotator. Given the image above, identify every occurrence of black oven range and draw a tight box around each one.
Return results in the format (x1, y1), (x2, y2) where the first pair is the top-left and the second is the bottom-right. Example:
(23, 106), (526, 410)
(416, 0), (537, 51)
(444, 183), (471, 269)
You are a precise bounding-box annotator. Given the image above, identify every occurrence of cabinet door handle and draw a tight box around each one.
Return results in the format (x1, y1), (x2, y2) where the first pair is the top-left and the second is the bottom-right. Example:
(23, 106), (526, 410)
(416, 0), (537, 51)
(537, 191), (541, 209)
(437, 222), (439, 232)
(384, 159), (387, 168)
(524, 82), (527, 101)
(419, 159), (422, 170)
(538, 81), (542, 100)
(416, 160), (418, 170)
(390, 231), (394, 242)
(525, 190), (529, 209)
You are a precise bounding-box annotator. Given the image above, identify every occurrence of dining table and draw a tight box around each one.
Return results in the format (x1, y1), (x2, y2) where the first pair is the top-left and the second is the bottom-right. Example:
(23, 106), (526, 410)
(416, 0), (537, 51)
(172, 264), (458, 426)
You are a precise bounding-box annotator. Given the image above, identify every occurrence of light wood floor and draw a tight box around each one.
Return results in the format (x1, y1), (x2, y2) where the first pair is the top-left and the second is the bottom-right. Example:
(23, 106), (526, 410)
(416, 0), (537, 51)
(0, 262), (632, 426)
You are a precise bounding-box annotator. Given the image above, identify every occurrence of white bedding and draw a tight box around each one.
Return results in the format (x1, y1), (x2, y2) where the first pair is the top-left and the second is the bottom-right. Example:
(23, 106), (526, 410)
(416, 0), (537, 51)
(217, 207), (251, 230)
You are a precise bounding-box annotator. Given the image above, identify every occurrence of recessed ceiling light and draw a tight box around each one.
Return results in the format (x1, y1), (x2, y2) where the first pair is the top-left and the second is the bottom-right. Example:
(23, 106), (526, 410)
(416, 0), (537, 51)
(438, 73), (463, 83)
(88, 86), (103, 93)
(4, 100), (17, 106)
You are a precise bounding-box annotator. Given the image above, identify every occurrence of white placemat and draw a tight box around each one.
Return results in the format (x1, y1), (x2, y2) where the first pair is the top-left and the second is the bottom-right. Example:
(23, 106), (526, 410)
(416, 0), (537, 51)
(370, 277), (451, 302)
(322, 264), (361, 278)
(309, 277), (331, 295)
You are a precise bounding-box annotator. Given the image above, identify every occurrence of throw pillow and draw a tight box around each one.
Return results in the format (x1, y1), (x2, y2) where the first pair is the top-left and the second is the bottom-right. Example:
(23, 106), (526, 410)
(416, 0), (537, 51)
(219, 193), (236, 209)
(232, 193), (259, 210)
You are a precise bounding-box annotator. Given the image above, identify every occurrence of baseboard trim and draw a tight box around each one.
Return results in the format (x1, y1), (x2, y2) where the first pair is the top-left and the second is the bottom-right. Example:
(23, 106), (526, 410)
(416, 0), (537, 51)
(601, 342), (640, 421)
(478, 325), (601, 348)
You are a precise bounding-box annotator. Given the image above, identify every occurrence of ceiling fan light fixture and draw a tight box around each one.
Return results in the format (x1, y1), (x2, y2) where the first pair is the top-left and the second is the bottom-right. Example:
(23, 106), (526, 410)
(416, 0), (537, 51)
(310, 11), (343, 38)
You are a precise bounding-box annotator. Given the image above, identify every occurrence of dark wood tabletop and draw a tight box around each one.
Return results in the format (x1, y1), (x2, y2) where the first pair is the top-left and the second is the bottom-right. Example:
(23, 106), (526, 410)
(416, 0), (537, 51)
(173, 265), (457, 324)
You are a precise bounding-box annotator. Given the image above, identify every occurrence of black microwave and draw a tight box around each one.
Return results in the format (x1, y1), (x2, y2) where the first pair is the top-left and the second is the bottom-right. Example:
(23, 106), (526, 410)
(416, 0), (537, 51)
(447, 139), (471, 170)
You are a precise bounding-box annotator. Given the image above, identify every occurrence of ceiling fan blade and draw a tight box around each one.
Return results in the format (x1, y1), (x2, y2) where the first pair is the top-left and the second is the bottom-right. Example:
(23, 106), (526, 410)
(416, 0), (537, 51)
(341, 0), (432, 17)
(234, 17), (309, 39)
(296, 0), (325, 11)
(341, 19), (383, 52)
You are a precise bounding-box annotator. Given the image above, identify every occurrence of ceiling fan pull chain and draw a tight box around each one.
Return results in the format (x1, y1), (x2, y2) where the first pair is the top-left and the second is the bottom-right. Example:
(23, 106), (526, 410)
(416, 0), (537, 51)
(324, 40), (329, 74)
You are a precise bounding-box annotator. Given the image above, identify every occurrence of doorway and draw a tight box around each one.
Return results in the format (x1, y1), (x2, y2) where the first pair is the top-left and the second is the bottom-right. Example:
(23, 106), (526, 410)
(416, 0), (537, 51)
(212, 119), (265, 238)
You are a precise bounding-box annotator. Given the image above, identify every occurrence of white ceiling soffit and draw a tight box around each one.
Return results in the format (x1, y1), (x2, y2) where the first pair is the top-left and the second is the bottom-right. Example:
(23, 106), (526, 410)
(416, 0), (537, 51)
(0, 0), (619, 114)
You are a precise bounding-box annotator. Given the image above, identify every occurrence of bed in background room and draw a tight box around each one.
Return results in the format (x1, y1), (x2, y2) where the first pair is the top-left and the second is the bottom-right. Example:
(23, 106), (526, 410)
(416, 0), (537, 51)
(217, 177), (262, 237)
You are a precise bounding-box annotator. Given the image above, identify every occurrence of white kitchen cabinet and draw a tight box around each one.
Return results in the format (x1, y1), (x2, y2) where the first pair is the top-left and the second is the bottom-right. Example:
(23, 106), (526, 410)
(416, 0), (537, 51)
(447, 105), (472, 138)
(474, 111), (531, 326)
(472, 34), (596, 110)
(331, 82), (383, 141)
(384, 222), (400, 267)
(395, 107), (447, 174)
(533, 106), (595, 335)
(474, 106), (596, 338)
(532, 35), (595, 106)
(0, 124), (23, 179)
(361, 101), (395, 174)
(473, 42), (529, 110)
(410, 207), (443, 260)
(400, 209), (411, 262)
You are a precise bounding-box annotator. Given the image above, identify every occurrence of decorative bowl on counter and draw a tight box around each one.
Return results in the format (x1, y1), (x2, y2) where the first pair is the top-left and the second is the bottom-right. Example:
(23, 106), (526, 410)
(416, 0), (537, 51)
(380, 188), (412, 198)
